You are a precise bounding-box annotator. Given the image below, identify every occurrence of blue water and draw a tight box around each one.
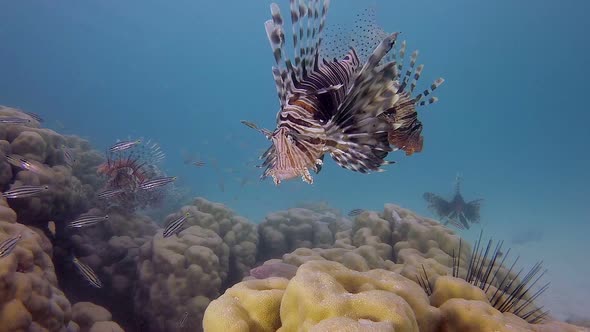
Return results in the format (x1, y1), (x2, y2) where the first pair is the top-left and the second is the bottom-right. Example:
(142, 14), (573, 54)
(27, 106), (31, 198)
(1, 0), (589, 320)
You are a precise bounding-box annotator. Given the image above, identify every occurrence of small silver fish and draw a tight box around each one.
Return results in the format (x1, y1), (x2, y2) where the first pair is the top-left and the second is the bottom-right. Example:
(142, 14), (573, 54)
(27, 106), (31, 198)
(163, 212), (190, 238)
(139, 176), (177, 190)
(178, 311), (189, 328)
(2, 185), (49, 198)
(0, 117), (31, 124)
(67, 215), (109, 228)
(347, 209), (365, 217)
(109, 139), (141, 152)
(191, 161), (205, 167)
(97, 188), (125, 199)
(72, 256), (103, 288)
(0, 234), (22, 258)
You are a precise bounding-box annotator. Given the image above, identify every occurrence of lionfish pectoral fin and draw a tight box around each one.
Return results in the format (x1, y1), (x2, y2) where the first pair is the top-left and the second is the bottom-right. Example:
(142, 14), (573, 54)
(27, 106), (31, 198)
(301, 169), (314, 184)
(321, 33), (403, 174)
(241, 120), (273, 139)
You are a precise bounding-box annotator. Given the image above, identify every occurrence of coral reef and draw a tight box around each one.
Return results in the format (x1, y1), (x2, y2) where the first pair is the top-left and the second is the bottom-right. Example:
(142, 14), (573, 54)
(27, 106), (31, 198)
(205, 260), (586, 332)
(257, 207), (351, 262)
(0, 109), (586, 332)
(134, 197), (259, 331)
(0, 200), (73, 332)
(1, 106), (104, 225)
(71, 302), (124, 332)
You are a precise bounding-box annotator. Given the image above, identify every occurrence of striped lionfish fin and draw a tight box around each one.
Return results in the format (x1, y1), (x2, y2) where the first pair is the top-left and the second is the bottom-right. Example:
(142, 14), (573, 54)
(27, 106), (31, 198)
(289, 0), (330, 81)
(265, 4), (295, 108)
(266, 0), (331, 107)
(390, 40), (445, 107)
(379, 39), (445, 155)
(259, 144), (276, 180)
(324, 33), (402, 173)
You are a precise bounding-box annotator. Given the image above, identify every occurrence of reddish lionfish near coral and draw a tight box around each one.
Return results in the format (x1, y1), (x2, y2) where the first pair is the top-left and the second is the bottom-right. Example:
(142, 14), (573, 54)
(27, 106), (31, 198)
(243, 0), (444, 185)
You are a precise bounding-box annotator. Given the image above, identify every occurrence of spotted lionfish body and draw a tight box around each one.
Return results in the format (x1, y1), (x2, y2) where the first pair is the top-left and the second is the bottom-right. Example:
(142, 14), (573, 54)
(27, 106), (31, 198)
(253, 0), (444, 185)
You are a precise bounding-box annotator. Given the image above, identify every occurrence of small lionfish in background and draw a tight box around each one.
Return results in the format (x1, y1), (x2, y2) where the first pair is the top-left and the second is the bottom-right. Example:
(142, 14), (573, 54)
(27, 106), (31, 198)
(423, 174), (483, 229)
(242, 1), (444, 185)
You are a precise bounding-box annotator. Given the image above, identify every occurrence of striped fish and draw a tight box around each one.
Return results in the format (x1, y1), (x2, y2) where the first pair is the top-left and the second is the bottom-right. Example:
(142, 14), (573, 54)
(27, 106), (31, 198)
(347, 209), (365, 217)
(139, 176), (177, 190)
(72, 256), (103, 288)
(23, 111), (43, 122)
(178, 311), (189, 328)
(249, 1), (444, 185)
(0, 117), (31, 124)
(61, 145), (76, 167)
(4, 155), (51, 177)
(67, 214), (109, 228)
(0, 234), (22, 258)
(2, 185), (49, 198)
(109, 139), (141, 153)
(163, 212), (190, 238)
(97, 188), (125, 199)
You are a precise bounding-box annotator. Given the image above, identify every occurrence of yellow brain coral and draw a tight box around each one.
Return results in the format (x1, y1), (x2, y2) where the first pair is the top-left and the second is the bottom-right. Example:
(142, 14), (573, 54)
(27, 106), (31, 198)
(204, 260), (441, 332)
(203, 277), (288, 332)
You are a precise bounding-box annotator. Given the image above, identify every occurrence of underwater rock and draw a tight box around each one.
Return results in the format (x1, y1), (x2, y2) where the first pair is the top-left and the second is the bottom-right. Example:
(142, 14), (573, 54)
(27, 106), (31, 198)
(88, 321), (124, 332)
(166, 197), (259, 283)
(135, 225), (230, 332)
(257, 207), (351, 262)
(0, 209), (73, 332)
(71, 302), (112, 331)
(0, 106), (104, 223)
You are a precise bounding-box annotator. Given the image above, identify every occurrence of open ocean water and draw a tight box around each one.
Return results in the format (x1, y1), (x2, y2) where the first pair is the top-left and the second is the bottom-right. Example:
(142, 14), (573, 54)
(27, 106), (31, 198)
(1, 0), (589, 324)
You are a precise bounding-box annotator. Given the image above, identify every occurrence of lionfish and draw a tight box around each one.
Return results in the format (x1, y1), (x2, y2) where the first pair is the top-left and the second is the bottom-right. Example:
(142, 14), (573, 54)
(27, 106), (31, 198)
(423, 175), (483, 229)
(96, 138), (170, 210)
(243, 1), (444, 185)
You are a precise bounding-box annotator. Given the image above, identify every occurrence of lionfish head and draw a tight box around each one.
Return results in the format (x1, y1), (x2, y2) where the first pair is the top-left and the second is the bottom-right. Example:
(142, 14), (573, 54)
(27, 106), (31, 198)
(267, 127), (314, 185)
